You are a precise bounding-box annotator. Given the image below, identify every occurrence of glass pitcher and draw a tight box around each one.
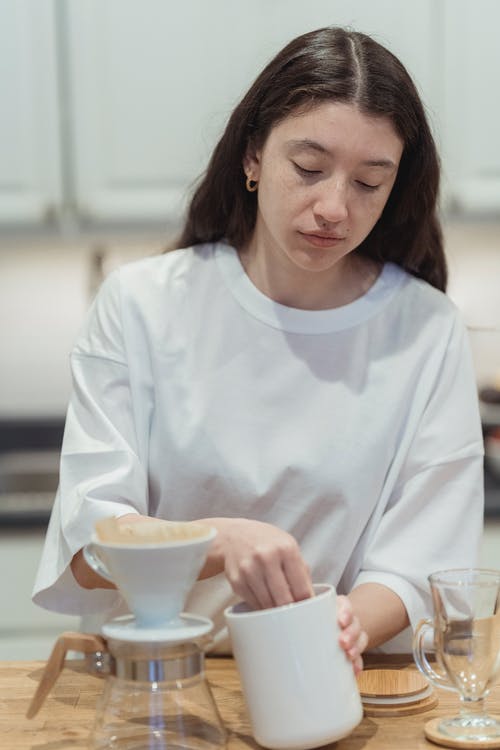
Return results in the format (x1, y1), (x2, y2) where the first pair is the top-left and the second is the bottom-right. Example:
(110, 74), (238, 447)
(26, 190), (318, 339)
(27, 631), (227, 750)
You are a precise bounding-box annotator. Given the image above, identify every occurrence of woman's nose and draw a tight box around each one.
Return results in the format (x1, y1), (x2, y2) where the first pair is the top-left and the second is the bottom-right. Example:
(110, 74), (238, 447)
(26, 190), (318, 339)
(313, 180), (349, 224)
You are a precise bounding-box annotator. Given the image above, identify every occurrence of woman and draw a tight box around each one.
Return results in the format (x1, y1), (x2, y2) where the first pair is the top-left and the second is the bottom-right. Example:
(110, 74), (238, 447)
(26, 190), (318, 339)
(33, 27), (484, 670)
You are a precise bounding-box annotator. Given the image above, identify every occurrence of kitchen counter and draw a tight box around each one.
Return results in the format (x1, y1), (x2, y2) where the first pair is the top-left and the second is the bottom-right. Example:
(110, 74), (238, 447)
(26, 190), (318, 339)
(4, 655), (500, 749)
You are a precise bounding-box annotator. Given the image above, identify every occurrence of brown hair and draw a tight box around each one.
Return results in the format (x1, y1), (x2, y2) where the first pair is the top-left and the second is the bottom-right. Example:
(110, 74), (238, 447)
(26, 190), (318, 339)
(176, 26), (446, 291)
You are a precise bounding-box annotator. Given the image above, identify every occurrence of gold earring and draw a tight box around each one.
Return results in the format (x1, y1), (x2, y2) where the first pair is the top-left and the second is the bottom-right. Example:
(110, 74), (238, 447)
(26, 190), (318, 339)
(246, 176), (258, 192)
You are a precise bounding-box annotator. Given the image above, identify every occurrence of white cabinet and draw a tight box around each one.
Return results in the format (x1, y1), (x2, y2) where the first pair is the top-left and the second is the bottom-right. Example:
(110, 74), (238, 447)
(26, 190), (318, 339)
(64, 0), (441, 224)
(441, 0), (500, 213)
(1, 0), (498, 228)
(65, 0), (202, 223)
(0, 0), (61, 224)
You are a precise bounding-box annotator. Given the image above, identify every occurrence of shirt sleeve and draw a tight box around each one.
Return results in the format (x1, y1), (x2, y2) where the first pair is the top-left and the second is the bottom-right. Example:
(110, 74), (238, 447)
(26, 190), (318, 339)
(32, 270), (149, 615)
(350, 311), (484, 648)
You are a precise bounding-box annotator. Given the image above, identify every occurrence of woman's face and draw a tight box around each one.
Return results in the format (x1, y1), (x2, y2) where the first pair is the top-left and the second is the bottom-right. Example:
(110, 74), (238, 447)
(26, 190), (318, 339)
(243, 101), (404, 276)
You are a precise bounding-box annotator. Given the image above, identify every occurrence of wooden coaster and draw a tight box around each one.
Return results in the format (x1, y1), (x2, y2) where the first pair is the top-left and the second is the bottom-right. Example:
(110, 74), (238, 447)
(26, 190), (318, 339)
(362, 691), (438, 717)
(425, 717), (500, 748)
(357, 668), (438, 717)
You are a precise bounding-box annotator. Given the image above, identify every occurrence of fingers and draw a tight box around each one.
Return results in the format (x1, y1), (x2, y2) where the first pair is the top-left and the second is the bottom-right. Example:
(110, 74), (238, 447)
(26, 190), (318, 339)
(352, 653), (364, 675)
(227, 549), (295, 609)
(263, 565), (294, 608)
(239, 555), (277, 610)
(225, 531), (312, 609)
(281, 547), (314, 602)
(337, 594), (368, 675)
(343, 627), (368, 675)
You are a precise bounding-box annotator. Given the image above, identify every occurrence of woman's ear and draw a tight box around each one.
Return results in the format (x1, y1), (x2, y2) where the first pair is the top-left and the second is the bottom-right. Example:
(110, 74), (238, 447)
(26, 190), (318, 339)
(243, 145), (261, 181)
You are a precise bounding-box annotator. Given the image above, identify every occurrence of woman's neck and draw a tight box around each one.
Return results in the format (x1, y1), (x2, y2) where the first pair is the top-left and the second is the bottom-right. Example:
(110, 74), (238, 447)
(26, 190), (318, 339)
(238, 241), (381, 311)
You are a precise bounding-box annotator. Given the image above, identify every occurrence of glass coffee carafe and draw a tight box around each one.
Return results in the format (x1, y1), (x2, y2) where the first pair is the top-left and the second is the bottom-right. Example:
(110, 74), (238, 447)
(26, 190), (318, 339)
(89, 634), (226, 749)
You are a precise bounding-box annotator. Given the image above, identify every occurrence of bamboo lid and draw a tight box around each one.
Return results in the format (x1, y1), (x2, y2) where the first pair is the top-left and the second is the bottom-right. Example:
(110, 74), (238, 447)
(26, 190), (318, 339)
(358, 668), (429, 699)
(357, 668), (438, 717)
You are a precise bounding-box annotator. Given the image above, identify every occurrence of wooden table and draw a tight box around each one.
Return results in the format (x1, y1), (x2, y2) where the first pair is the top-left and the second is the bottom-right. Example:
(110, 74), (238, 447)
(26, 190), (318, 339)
(2, 655), (500, 749)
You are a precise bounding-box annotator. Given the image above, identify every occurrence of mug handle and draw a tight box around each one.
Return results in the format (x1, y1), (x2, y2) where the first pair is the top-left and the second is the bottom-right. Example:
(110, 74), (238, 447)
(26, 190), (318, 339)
(412, 618), (456, 693)
(83, 543), (115, 583)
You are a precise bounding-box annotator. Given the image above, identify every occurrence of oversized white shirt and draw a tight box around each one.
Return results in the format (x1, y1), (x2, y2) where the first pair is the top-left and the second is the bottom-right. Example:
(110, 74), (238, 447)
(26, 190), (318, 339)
(33, 242), (484, 652)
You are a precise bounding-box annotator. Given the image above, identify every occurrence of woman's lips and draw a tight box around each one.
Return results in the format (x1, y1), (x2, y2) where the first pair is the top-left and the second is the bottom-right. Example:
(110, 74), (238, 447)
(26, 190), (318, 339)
(298, 231), (346, 248)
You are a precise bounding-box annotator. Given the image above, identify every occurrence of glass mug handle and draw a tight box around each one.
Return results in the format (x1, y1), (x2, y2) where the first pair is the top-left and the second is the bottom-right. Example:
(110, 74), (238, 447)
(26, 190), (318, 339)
(83, 543), (115, 583)
(413, 618), (456, 693)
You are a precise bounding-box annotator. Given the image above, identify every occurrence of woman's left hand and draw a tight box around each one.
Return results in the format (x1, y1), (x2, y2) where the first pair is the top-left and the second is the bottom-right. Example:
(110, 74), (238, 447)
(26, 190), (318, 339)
(337, 594), (368, 675)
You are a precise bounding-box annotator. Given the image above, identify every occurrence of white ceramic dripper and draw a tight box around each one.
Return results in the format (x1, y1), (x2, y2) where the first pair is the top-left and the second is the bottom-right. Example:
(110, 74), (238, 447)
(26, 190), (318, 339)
(83, 523), (217, 637)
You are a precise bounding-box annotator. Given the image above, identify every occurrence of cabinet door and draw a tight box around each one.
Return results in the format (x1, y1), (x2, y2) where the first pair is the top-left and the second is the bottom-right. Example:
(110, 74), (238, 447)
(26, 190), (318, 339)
(66, 0), (439, 225)
(0, 0), (61, 224)
(442, 0), (500, 213)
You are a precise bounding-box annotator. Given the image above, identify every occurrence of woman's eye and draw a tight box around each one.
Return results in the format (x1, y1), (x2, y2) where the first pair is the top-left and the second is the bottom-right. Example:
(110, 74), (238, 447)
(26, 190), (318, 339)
(356, 181), (381, 192)
(292, 162), (321, 177)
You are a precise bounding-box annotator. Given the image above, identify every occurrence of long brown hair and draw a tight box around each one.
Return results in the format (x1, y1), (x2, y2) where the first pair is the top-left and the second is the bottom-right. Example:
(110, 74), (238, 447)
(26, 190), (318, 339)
(176, 27), (446, 291)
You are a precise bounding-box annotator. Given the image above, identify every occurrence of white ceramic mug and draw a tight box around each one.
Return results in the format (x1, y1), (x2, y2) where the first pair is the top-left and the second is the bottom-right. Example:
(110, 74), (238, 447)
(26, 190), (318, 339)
(83, 526), (216, 628)
(224, 583), (362, 750)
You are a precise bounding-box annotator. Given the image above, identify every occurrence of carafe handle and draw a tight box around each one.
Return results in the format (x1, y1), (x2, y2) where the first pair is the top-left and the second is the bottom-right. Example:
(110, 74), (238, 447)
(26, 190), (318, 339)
(26, 631), (108, 719)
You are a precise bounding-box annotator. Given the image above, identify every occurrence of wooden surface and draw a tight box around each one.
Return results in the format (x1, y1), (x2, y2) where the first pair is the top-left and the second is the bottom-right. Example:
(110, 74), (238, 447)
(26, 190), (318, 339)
(2, 654), (500, 749)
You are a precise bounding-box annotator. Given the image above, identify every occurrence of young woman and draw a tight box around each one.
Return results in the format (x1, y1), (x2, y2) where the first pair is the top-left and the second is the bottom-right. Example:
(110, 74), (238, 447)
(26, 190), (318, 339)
(33, 27), (484, 670)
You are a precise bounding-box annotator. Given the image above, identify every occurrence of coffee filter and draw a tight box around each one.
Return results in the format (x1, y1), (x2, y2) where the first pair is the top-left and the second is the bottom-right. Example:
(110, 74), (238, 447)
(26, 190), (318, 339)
(95, 516), (212, 545)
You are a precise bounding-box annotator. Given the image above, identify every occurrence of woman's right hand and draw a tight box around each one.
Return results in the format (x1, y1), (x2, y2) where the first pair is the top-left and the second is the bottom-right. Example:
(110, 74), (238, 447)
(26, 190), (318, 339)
(200, 517), (314, 610)
(72, 513), (314, 610)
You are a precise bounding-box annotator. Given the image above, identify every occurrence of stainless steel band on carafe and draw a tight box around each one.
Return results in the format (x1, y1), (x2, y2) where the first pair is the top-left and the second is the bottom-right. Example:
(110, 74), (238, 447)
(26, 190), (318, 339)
(87, 641), (204, 682)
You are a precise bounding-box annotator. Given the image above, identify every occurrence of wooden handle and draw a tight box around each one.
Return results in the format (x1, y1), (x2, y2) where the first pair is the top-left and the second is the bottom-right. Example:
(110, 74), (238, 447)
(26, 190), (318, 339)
(26, 632), (107, 719)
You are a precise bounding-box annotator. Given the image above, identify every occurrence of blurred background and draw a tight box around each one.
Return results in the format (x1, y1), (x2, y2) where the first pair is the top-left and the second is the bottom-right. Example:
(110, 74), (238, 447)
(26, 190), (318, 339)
(1, 0), (499, 658)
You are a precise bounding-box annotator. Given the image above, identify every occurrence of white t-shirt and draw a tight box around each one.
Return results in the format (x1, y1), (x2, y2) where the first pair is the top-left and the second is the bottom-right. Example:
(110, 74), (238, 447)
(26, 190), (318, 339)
(33, 242), (484, 652)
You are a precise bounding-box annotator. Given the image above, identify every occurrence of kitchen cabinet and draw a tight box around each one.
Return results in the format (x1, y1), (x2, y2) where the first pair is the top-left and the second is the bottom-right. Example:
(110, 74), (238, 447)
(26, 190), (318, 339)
(0, 0), (61, 224)
(5, 0), (497, 229)
(63, 0), (439, 225)
(441, 0), (500, 213)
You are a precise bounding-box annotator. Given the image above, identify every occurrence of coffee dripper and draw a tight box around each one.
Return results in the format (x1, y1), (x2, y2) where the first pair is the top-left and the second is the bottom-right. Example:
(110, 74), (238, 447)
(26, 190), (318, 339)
(27, 522), (227, 750)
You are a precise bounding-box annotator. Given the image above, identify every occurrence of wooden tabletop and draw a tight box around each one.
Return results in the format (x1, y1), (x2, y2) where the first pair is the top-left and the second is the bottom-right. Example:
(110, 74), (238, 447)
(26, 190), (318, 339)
(2, 654), (500, 749)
